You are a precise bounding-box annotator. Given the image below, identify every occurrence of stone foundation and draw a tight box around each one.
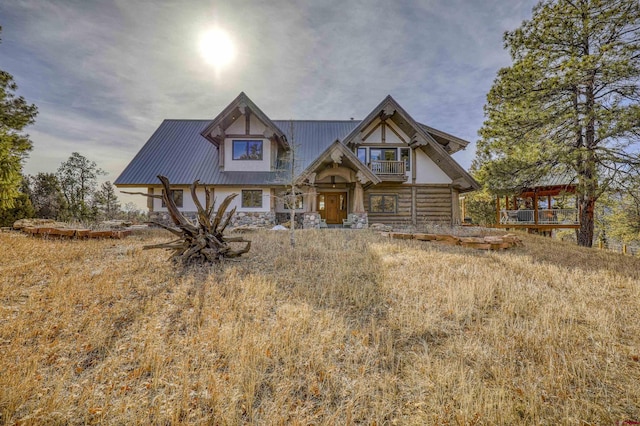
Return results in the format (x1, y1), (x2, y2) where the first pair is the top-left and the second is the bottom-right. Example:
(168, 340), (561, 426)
(302, 212), (322, 229)
(149, 211), (276, 228)
(275, 212), (304, 228)
(148, 210), (366, 229)
(349, 212), (369, 229)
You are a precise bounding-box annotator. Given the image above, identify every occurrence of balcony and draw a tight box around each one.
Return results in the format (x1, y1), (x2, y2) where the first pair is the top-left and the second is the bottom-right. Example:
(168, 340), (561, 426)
(369, 160), (407, 182)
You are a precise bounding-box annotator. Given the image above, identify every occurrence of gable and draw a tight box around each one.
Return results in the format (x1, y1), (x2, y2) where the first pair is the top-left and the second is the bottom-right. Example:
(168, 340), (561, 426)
(342, 95), (479, 192)
(200, 92), (287, 149)
(361, 118), (409, 145)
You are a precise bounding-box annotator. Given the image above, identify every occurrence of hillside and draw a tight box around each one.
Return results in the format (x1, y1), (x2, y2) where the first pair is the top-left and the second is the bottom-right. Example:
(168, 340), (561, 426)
(1, 229), (639, 424)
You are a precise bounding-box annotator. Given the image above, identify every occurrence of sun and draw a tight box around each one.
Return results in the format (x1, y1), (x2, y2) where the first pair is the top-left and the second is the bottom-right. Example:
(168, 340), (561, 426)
(199, 28), (236, 69)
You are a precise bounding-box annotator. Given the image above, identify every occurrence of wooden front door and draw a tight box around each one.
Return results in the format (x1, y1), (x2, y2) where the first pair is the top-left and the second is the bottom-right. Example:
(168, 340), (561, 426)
(319, 192), (347, 224)
(325, 194), (340, 224)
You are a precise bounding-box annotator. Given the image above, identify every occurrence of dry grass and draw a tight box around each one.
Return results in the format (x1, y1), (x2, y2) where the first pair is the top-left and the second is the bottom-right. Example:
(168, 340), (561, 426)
(1, 228), (639, 425)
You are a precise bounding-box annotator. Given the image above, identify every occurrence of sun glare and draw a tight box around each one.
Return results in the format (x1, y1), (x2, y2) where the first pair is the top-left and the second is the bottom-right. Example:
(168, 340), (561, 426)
(199, 28), (236, 69)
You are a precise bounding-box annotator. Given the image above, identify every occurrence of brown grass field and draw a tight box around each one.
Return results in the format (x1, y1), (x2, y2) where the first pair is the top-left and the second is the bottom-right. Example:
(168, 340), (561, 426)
(1, 228), (639, 425)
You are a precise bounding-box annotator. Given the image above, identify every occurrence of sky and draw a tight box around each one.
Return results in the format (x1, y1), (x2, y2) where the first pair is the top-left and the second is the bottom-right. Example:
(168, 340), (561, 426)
(1, 0), (539, 208)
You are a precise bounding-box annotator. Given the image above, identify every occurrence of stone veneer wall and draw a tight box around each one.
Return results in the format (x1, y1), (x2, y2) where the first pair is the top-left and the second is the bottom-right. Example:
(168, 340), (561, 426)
(302, 212), (322, 229)
(275, 212), (304, 228)
(148, 211), (366, 229)
(349, 212), (369, 229)
(149, 211), (276, 228)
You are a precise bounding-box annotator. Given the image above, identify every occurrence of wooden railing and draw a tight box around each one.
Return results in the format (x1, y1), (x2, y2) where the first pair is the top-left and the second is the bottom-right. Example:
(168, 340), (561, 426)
(369, 160), (406, 175)
(499, 208), (579, 225)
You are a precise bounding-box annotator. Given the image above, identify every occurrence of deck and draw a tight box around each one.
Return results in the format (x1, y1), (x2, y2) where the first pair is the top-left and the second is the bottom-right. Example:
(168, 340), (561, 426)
(493, 208), (580, 230)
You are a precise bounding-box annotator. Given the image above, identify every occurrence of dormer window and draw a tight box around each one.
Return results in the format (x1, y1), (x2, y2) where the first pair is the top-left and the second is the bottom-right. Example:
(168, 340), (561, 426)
(233, 140), (263, 160)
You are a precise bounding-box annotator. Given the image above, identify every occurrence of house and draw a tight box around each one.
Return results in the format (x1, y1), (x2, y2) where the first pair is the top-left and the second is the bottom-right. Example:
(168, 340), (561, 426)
(114, 92), (479, 228)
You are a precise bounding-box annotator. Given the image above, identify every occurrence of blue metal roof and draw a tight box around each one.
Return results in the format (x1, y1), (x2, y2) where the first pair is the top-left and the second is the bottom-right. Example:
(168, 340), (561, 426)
(115, 119), (360, 186)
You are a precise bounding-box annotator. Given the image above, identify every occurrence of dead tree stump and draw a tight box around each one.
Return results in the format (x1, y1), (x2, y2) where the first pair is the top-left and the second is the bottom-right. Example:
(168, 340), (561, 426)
(129, 175), (251, 265)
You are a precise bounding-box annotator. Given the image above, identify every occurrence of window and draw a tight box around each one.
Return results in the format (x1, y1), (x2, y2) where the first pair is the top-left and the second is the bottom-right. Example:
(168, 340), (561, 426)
(161, 189), (184, 208)
(369, 194), (397, 213)
(401, 148), (410, 171)
(284, 190), (303, 209)
(357, 148), (367, 164)
(241, 190), (263, 208)
(370, 148), (397, 161)
(233, 140), (263, 160)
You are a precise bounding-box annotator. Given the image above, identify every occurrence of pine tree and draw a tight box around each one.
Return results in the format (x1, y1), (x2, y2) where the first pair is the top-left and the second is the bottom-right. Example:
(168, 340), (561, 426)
(0, 26), (38, 210)
(30, 172), (68, 219)
(93, 181), (120, 220)
(476, 0), (640, 247)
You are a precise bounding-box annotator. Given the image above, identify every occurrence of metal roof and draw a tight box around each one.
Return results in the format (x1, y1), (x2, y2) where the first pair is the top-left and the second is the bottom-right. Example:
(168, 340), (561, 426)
(115, 119), (360, 186)
(530, 170), (577, 188)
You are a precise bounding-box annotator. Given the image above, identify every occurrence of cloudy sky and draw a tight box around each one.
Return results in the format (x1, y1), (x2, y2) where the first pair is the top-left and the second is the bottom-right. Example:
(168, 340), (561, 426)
(1, 0), (538, 207)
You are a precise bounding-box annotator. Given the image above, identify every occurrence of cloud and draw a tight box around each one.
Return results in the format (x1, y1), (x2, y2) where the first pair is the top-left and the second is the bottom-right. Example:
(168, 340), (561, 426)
(2, 0), (539, 208)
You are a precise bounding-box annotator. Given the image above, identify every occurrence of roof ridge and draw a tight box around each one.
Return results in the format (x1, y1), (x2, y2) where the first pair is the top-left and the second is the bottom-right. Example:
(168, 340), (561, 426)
(273, 119), (361, 122)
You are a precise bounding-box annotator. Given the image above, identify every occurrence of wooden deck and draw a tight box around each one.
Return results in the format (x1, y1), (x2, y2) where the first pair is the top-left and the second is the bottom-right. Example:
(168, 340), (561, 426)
(494, 208), (580, 230)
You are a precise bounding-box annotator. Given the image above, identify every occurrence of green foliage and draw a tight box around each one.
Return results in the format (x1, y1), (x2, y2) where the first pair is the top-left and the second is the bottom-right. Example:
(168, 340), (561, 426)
(598, 184), (640, 244)
(0, 27), (38, 210)
(56, 152), (105, 222)
(476, 0), (640, 246)
(0, 177), (34, 227)
(30, 172), (68, 219)
(463, 190), (496, 226)
(93, 181), (120, 220)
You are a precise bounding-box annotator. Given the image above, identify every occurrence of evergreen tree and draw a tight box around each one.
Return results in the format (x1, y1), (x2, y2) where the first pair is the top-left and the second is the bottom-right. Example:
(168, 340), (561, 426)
(57, 152), (105, 221)
(0, 177), (34, 227)
(93, 181), (120, 220)
(476, 0), (640, 247)
(30, 172), (68, 219)
(0, 26), (38, 210)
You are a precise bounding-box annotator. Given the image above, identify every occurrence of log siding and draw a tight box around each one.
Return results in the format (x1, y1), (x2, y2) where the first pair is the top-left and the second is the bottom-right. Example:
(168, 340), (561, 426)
(364, 184), (453, 225)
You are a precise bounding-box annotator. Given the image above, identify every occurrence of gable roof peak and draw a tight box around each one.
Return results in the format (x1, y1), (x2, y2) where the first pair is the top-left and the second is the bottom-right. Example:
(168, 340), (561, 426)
(200, 92), (287, 148)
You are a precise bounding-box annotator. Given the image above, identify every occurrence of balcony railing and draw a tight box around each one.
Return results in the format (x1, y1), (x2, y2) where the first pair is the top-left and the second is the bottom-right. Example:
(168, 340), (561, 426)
(369, 160), (406, 175)
(499, 209), (579, 225)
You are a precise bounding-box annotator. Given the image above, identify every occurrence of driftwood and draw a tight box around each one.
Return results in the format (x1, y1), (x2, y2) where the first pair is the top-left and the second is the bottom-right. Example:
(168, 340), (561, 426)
(130, 175), (251, 264)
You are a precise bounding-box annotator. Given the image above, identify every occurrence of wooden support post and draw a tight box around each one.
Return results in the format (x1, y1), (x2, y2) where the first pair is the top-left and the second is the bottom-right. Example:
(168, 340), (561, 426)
(533, 192), (539, 225)
(496, 196), (501, 225)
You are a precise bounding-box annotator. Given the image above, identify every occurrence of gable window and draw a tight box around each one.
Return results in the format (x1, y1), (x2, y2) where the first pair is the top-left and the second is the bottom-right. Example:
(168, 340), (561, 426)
(369, 194), (397, 213)
(241, 189), (263, 208)
(161, 189), (184, 208)
(233, 140), (263, 160)
(370, 148), (397, 161)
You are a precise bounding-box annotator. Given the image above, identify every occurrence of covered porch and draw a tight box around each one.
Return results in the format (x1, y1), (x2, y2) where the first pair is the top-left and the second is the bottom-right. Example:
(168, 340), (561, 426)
(493, 183), (580, 231)
(298, 141), (381, 229)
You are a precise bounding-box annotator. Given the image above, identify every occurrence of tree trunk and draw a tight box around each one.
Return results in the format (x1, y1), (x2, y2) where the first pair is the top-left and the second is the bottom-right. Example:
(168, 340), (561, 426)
(577, 195), (595, 247)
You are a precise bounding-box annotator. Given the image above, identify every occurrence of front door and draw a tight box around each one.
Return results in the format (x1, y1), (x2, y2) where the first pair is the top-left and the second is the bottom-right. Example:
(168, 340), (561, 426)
(325, 194), (339, 223)
(319, 192), (347, 224)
